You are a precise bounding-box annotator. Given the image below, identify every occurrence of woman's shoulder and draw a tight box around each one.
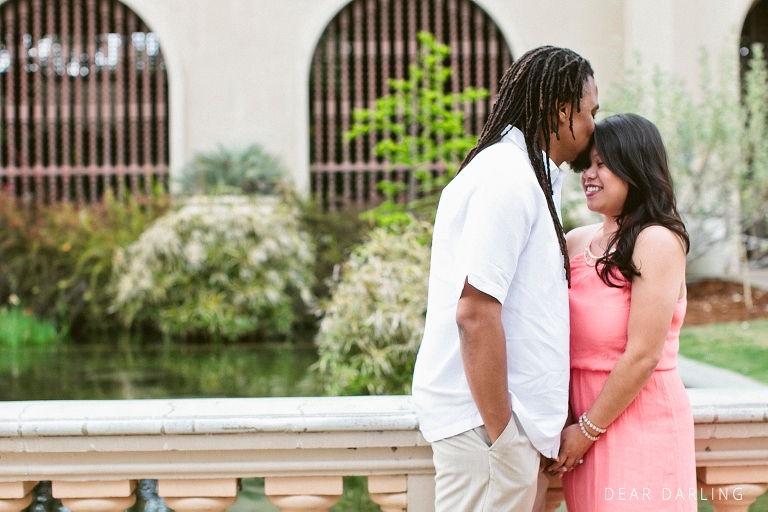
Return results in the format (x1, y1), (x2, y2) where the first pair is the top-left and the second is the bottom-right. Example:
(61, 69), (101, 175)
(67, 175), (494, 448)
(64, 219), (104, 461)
(635, 225), (686, 255)
(566, 223), (601, 257)
(631, 225), (687, 274)
(632, 225), (687, 299)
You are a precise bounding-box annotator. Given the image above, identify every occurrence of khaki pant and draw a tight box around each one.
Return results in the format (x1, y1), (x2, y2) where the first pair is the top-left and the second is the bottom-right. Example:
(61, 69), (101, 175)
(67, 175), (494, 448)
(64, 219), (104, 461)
(431, 414), (541, 512)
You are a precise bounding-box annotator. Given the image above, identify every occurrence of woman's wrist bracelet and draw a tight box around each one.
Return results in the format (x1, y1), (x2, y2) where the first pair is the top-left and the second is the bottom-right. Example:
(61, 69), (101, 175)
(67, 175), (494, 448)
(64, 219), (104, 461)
(580, 413), (607, 434)
(578, 414), (600, 441)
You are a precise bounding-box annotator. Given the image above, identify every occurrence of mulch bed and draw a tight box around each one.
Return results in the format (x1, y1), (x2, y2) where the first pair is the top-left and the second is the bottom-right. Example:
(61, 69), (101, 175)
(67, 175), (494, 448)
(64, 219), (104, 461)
(685, 279), (768, 326)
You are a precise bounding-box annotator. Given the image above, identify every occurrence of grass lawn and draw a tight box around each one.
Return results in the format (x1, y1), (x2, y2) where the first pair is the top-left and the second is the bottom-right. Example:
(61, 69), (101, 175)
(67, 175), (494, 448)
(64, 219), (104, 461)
(679, 318), (768, 511)
(679, 319), (768, 385)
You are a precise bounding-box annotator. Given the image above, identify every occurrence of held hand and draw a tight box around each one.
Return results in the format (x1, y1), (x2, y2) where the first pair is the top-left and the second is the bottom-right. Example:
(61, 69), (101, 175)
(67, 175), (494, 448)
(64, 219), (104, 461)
(546, 423), (594, 474)
(542, 456), (565, 478)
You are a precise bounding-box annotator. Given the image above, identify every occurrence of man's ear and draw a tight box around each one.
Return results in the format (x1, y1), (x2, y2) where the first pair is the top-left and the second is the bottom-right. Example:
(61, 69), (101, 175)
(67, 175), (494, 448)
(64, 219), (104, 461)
(557, 101), (572, 129)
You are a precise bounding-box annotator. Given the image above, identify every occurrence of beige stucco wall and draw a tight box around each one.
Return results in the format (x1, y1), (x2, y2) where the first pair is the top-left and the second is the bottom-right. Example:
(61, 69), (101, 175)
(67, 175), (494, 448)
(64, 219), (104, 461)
(18, 0), (754, 193)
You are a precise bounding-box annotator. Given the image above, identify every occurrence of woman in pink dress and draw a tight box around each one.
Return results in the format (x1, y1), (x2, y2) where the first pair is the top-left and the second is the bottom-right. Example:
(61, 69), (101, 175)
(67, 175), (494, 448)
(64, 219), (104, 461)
(549, 113), (697, 511)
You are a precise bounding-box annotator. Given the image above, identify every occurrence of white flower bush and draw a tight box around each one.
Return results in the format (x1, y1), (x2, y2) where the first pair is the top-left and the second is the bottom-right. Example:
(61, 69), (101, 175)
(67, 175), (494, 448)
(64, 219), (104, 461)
(313, 220), (432, 395)
(112, 195), (315, 341)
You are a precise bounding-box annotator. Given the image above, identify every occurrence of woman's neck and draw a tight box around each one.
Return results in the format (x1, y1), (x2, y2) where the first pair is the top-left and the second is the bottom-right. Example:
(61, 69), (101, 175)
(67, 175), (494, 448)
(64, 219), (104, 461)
(589, 217), (620, 254)
(601, 216), (619, 238)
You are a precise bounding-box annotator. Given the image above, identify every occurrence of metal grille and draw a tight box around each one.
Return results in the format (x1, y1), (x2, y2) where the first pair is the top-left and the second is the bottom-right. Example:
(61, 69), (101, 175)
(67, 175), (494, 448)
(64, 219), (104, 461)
(0, 0), (168, 205)
(309, 0), (513, 211)
(741, 0), (768, 74)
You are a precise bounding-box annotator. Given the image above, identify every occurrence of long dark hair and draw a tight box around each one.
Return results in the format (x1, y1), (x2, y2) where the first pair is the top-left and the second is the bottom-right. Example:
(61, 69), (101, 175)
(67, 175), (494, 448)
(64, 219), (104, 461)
(458, 46), (593, 284)
(572, 113), (689, 287)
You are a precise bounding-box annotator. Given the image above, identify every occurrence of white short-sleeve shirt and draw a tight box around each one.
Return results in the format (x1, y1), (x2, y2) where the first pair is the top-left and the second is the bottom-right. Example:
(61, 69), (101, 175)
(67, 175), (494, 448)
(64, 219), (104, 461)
(411, 126), (570, 458)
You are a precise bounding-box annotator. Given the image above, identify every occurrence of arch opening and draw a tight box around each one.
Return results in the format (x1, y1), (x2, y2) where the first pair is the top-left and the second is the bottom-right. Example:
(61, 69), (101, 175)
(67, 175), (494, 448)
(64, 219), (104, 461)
(308, 0), (513, 211)
(0, 0), (169, 204)
(741, 0), (768, 74)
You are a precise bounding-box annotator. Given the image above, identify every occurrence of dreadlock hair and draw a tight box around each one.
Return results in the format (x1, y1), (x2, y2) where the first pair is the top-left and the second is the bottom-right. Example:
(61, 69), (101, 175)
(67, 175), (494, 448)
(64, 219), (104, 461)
(458, 46), (594, 285)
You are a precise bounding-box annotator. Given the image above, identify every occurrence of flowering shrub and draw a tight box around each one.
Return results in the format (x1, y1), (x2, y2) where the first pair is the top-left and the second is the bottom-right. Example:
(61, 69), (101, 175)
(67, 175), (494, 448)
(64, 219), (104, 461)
(0, 191), (169, 334)
(313, 220), (432, 395)
(112, 195), (315, 341)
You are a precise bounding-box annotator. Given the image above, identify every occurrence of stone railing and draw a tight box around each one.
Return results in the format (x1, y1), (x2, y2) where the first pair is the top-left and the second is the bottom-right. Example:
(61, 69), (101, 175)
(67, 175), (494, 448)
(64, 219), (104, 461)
(0, 389), (765, 512)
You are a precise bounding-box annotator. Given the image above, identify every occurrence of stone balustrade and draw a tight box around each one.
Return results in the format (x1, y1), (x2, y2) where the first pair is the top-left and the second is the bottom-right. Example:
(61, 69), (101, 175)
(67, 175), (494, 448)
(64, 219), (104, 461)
(0, 389), (765, 511)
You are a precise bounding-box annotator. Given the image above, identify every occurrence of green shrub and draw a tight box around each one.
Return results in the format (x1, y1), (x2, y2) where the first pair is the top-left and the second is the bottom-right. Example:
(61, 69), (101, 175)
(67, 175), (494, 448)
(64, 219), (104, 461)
(299, 202), (373, 301)
(111, 195), (315, 342)
(313, 220), (431, 395)
(0, 304), (58, 346)
(346, 31), (486, 226)
(0, 191), (169, 335)
(176, 144), (287, 196)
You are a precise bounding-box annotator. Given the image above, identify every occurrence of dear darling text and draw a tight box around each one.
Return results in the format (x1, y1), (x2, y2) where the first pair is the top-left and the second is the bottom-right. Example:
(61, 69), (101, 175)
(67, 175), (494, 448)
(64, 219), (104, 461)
(604, 487), (744, 501)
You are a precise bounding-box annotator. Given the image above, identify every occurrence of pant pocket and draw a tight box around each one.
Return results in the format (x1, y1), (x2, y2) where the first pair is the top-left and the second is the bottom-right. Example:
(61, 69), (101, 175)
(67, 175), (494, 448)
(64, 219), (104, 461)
(471, 425), (492, 447)
(488, 413), (521, 451)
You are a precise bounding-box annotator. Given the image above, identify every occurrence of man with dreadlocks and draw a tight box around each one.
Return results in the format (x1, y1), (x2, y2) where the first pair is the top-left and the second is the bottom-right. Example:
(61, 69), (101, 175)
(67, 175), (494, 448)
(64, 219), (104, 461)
(412, 46), (598, 511)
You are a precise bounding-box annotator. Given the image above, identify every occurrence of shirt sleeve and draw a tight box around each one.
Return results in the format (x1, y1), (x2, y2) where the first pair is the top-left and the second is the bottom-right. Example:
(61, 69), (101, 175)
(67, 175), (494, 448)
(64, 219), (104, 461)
(454, 165), (536, 304)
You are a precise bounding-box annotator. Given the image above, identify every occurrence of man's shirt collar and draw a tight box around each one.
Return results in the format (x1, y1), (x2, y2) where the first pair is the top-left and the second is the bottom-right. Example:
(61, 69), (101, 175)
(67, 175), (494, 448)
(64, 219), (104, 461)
(501, 125), (563, 184)
(501, 125), (565, 222)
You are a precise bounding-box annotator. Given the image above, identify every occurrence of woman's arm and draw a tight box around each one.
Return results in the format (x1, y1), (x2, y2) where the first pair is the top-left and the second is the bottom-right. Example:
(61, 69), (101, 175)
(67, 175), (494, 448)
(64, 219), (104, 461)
(551, 225), (686, 471)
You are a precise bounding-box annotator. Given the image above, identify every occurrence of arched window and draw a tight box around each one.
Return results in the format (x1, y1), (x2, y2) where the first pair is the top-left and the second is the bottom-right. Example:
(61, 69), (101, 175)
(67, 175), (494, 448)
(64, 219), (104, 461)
(309, 0), (513, 211)
(741, 0), (768, 74)
(0, 0), (168, 204)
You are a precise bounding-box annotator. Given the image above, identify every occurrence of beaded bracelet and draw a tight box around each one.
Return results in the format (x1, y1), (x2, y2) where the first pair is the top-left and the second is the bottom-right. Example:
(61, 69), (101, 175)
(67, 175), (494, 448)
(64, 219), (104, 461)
(580, 413), (607, 434)
(578, 415), (600, 441)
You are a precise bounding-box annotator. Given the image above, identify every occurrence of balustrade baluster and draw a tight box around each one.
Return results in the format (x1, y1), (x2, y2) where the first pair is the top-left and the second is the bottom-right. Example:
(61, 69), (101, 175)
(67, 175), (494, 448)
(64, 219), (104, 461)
(368, 474), (406, 512)
(52, 480), (137, 512)
(265, 476), (342, 512)
(158, 478), (238, 512)
(0, 482), (38, 512)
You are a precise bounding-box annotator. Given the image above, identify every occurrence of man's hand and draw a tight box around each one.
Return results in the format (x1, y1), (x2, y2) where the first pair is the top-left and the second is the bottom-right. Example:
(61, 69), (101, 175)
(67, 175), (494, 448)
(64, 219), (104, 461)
(546, 424), (593, 474)
(456, 279), (511, 444)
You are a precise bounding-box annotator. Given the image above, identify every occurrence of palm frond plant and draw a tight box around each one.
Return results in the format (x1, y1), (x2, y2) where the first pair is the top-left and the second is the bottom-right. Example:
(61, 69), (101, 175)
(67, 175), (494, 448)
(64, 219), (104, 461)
(176, 144), (287, 196)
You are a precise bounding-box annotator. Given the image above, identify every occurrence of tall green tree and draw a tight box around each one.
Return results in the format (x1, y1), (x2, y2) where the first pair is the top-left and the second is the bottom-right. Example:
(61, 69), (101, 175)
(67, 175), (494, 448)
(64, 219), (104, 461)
(346, 31), (487, 226)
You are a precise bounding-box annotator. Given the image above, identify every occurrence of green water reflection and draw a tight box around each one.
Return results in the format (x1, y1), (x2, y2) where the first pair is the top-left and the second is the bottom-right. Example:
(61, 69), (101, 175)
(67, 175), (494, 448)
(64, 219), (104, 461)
(5, 337), (328, 511)
(0, 339), (320, 401)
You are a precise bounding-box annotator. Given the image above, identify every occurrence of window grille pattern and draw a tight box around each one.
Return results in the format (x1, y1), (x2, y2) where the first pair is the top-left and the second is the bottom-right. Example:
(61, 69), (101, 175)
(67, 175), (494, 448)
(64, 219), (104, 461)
(741, 0), (768, 74)
(309, 0), (513, 211)
(0, 0), (168, 204)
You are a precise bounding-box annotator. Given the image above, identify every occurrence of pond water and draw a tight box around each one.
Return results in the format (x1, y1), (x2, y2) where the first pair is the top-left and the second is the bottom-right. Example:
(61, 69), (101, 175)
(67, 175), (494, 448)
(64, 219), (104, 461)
(1, 337), (356, 512)
(0, 338), (320, 401)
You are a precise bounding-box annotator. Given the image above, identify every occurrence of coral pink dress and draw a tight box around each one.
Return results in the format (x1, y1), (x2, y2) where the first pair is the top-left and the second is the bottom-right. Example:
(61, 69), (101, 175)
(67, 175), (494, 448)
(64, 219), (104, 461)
(562, 250), (697, 511)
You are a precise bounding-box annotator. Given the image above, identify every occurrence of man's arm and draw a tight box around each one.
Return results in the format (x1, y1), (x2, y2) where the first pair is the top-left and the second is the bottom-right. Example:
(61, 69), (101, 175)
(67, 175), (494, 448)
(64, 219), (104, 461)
(456, 278), (511, 444)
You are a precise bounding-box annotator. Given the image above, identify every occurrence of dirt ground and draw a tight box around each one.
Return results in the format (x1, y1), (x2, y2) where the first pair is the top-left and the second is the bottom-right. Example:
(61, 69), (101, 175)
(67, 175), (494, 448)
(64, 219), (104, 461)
(685, 279), (768, 326)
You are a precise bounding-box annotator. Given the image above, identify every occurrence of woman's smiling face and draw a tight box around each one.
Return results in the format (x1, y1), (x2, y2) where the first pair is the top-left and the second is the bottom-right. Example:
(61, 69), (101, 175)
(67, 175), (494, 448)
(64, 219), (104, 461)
(581, 146), (629, 218)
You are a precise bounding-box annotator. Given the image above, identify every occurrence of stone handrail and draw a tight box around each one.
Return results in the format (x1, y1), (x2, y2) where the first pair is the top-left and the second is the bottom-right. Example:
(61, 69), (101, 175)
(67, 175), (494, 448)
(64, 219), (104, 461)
(0, 389), (764, 511)
(688, 388), (768, 511)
